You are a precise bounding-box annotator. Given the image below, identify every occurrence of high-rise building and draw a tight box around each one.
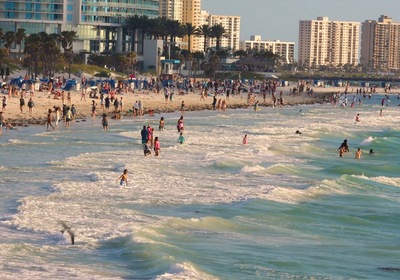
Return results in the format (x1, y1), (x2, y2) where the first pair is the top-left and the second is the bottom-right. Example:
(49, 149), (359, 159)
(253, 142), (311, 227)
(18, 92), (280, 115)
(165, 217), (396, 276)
(181, 0), (201, 52)
(240, 35), (295, 64)
(200, 11), (241, 52)
(298, 17), (360, 68)
(159, 0), (183, 21)
(0, 0), (159, 54)
(361, 15), (400, 70)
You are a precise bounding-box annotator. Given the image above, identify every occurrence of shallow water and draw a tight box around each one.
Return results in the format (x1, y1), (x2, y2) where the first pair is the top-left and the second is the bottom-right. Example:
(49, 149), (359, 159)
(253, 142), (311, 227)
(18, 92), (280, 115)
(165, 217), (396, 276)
(0, 93), (399, 279)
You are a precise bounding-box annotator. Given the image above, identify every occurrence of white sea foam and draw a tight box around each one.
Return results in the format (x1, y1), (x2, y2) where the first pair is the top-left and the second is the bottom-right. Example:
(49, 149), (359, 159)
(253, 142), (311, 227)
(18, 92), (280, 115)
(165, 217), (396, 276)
(155, 262), (217, 280)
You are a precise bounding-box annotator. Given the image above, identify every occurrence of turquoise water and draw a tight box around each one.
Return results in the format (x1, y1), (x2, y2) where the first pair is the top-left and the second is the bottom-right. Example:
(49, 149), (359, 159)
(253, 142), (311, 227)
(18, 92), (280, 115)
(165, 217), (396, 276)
(0, 93), (399, 279)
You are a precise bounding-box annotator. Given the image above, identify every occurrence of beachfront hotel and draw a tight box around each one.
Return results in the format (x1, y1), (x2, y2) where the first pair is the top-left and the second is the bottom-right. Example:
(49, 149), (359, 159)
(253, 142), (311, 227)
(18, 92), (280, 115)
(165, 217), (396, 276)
(360, 15), (400, 70)
(298, 17), (360, 68)
(0, 0), (159, 54)
(158, 0), (202, 52)
(239, 35), (295, 64)
(199, 11), (241, 52)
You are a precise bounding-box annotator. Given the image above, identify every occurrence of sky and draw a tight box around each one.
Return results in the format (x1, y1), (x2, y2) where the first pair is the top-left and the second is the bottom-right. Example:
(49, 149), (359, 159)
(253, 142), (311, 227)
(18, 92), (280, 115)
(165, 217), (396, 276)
(202, 0), (400, 43)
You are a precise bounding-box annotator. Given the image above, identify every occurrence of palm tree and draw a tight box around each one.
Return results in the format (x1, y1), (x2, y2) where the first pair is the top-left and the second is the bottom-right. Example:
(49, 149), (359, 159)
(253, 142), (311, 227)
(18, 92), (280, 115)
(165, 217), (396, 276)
(198, 24), (211, 53)
(182, 23), (199, 52)
(15, 28), (25, 60)
(166, 19), (184, 43)
(24, 33), (41, 78)
(210, 24), (226, 51)
(234, 50), (247, 59)
(3, 31), (15, 54)
(125, 15), (141, 52)
(58, 31), (78, 78)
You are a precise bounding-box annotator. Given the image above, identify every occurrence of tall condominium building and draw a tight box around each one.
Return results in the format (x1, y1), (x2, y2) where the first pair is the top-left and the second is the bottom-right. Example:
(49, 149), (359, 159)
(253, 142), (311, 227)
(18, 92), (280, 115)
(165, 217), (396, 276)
(0, 0), (159, 53)
(298, 16), (360, 67)
(159, 0), (183, 21)
(181, 0), (201, 52)
(200, 11), (241, 52)
(361, 15), (400, 70)
(240, 35), (295, 64)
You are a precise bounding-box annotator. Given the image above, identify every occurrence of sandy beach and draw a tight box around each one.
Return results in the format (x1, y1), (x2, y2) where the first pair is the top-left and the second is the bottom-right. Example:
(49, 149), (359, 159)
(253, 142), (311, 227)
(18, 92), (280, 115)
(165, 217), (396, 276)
(1, 83), (337, 128)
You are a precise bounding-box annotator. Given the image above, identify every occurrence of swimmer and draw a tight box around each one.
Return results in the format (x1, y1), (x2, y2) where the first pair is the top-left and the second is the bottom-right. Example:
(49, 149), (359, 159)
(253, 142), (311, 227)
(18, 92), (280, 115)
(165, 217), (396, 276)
(116, 169), (128, 186)
(295, 130), (302, 135)
(243, 134), (248, 144)
(355, 113), (360, 122)
(355, 148), (362, 159)
(369, 149), (375, 155)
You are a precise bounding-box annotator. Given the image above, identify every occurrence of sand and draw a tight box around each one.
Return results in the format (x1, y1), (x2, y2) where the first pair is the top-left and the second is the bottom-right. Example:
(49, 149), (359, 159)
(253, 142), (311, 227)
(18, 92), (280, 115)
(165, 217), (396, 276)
(1, 85), (337, 128)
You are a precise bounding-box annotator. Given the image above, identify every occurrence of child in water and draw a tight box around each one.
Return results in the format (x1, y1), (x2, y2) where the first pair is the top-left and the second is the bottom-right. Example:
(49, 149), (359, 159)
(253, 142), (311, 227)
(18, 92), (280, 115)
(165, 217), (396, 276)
(243, 134), (248, 144)
(154, 137), (161, 156)
(143, 140), (152, 156)
(116, 169), (128, 186)
(159, 117), (165, 131)
(178, 132), (185, 144)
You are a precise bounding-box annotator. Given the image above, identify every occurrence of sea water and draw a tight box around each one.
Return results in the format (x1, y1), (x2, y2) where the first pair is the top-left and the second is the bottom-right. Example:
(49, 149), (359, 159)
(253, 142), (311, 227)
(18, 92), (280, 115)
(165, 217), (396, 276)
(0, 93), (399, 279)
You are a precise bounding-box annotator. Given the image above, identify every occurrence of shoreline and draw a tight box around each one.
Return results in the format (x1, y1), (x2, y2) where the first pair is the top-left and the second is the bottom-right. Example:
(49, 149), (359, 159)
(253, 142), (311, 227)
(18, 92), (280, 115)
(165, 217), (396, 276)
(1, 90), (334, 127)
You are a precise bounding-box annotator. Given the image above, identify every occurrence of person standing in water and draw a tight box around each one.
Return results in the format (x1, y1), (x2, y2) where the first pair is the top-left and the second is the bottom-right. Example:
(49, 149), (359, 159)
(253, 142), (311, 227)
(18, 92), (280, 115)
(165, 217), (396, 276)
(101, 113), (108, 130)
(355, 148), (362, 159)
(178, 132), (185, 144)
(116, 169), (128, 186)
(243, 134), (248, 144)
(154, 136), (161, 156)
(338, 139), (349, 157)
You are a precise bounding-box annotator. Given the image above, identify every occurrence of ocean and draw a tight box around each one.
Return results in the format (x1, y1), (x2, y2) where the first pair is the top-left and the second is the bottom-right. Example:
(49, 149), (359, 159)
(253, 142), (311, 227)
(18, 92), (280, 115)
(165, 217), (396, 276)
(0, 93), (399, 279)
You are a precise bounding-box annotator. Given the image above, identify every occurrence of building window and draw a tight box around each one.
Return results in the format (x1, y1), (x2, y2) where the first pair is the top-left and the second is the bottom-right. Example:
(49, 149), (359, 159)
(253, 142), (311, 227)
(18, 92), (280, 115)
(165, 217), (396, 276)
(67, 5), (73, 12)
(67, 14), (73, 21)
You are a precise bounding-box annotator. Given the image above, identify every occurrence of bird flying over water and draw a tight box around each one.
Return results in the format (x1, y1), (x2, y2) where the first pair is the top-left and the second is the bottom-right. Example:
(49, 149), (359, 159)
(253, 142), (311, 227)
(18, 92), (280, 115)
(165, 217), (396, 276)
(60, 222), (75, 245)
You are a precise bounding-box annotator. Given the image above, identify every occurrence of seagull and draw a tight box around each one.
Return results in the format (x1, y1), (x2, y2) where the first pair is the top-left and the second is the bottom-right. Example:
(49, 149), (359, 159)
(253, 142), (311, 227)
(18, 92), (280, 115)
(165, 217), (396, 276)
(60, 222), (75, 245)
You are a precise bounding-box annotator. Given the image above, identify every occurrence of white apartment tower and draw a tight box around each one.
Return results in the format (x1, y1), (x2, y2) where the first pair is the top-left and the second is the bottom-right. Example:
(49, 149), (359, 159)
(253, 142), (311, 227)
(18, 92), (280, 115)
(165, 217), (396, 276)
(159, 0), (183, 21)
(298, 17), (360, 68)
(361, 15), (400, 70)
(240, 35), (295, 64)
(201, 11), (241, 51)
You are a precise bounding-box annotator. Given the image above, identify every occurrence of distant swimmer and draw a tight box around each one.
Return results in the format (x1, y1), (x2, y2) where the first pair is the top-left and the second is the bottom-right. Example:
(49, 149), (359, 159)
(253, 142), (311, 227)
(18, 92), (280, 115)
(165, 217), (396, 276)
(60, 222), (75, 245)
(369, 149), (375, 155)
(355, 148), (362, 159)
(295, 130), (302, 135)
(243, 134), (248, 144)
(355, 113), (360, 122)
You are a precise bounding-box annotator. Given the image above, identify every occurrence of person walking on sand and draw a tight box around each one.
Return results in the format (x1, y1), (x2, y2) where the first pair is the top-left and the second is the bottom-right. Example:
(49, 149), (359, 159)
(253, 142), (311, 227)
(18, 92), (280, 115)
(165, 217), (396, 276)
(355, 148), (362, 159)
(180, 100), (185, 113)
(116, 169), (128, 186)
(19, 96), (25, 113)
(154, 136), (161, 156)
(27, 97), (35, 116)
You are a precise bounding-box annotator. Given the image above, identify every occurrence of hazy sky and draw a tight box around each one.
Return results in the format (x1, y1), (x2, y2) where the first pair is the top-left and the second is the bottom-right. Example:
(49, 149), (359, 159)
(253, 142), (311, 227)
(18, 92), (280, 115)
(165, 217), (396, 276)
(202, 0), (400, 43)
